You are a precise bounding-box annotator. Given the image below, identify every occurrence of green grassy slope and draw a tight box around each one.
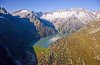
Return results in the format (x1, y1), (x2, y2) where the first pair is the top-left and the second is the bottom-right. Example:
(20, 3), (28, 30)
(33, 46), (50, 59)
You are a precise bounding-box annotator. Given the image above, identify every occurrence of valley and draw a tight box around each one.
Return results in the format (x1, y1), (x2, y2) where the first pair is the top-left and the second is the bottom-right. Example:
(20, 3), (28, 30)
(38, 19), (100, 65)
(0, 7), (100, 65)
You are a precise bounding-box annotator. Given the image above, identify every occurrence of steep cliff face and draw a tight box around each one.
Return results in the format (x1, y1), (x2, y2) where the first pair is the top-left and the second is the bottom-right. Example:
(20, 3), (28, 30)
(12, 10), (58, 38)
(0, 7), (39, 65)
(38, 19), (100, 65)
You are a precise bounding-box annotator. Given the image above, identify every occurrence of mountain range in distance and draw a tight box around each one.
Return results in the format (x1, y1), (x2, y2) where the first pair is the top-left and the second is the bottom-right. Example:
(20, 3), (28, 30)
(1, 7), (100, 36)
(12, 8), (100, 35)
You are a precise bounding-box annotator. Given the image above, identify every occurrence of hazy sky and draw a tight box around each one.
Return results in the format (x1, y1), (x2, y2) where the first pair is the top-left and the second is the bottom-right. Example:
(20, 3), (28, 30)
(0, 0), (100, 12)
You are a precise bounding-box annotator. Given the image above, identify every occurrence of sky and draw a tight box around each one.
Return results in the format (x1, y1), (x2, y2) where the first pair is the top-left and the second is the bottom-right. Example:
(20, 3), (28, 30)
(0, 0), (100, 12)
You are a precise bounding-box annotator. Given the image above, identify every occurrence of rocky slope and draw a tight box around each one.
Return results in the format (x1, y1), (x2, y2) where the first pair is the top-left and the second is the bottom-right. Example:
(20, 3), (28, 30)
(12, 10), (57, 38)
(38, 19), (100, 65)
(41, 8), (100, 35)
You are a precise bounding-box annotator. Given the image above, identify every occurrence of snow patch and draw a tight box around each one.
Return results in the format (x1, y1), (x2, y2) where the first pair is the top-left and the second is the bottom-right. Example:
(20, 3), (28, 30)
(20, 10), (29, 13)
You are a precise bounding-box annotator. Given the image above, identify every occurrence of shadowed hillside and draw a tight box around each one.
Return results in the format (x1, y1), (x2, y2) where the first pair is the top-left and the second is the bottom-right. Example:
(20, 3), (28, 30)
(0, 7), (39, 65)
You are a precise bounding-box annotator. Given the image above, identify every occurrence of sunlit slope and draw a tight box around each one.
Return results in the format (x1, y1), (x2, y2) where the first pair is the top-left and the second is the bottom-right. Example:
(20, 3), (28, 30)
(38, 19), (100, 65)
(33, 46), (50, 59)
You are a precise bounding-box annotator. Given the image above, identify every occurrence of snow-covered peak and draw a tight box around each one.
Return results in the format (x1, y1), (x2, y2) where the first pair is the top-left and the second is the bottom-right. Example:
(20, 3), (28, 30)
(68, 8), (89, 11)
(12, 9), (36, 18)
(41, 8), (100, 21)
(13, 9), (34, 14)
(42, 8), (94, 20)
(40, 8), (100, 31)
(20, 10), (30, 13)
(0, 7), (8, 14)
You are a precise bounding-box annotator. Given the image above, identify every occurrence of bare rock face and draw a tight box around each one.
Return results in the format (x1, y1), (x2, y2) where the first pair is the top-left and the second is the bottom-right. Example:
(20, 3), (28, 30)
(12, 10), (58, 38)
(0, 8), (39, 65)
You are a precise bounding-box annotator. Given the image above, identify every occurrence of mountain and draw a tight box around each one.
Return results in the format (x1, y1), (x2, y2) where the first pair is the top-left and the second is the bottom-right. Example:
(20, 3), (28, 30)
(0, 7), (8, 14)
(1, 7), (100, 65)
(12, 10), (58, 38)
(38, 19), (100, 65)
(0, 7), (40, 65)
(41, 8), (100, 35)
(33, 8), (100, 48)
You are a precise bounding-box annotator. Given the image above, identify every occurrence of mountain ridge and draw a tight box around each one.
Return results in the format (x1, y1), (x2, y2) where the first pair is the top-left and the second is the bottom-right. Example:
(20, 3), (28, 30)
(12, 9), (58, 38)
